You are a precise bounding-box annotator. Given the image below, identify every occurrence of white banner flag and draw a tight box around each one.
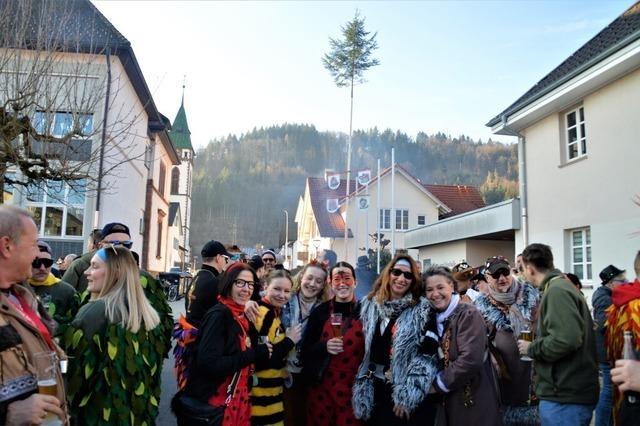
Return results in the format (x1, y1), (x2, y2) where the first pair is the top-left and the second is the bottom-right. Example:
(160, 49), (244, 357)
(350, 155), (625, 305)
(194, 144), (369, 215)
(358, 195), (370, 211)
(327, 173), (341, 190)
(326, 198), (340, 213)
(357, 169), (371, 186)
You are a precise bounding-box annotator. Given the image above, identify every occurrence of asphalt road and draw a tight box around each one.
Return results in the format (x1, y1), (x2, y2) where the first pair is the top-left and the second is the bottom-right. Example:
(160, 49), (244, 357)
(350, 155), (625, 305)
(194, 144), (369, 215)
(156, 299), (185, 426)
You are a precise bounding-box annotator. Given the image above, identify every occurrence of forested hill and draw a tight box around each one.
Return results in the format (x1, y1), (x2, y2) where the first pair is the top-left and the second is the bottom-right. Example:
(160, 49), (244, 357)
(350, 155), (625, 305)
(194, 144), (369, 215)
(190, 124), (519, 250)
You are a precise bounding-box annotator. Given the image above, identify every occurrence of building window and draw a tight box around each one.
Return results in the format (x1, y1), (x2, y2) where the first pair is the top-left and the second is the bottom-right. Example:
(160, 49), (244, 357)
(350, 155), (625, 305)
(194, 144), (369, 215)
(171, 167), (180, 195)
(33, 111), (93, 136)
(417, 215), (426, 226)
(395, 209), (409, 230)
(158, 162), (166, 197)
(570, 227), (592, 281)
(25, 180), (85, 238)
(565, 106), (586, 160)
(379, 209), (391, 230)
(144, 143), (152, 169)
(156, 219), (163, 259)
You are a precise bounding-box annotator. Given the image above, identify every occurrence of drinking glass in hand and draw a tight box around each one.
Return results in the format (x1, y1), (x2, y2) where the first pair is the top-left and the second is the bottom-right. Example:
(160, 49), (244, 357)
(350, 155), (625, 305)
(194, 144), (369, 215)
(33, 352), (63, 426)
(519, 330), (533, 361)
(330, 313), (343, 338)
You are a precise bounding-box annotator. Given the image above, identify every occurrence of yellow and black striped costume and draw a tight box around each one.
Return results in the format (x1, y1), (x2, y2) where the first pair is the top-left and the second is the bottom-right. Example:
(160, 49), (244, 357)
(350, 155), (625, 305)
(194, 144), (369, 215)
(250, 300), (295, 426)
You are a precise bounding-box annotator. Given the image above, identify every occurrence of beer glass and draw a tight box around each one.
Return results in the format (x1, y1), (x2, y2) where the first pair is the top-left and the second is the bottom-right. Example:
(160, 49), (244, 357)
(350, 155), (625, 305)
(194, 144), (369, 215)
(519, 330), (533, 361)
(330, 313), (343, 338)
(33, 351), (63, 426)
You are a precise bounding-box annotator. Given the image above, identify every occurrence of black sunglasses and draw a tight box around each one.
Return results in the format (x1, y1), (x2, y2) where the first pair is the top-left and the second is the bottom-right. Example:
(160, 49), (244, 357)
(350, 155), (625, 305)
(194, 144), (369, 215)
(390, 268), (413, 280)
(32, 258), (54, 269)
(488, 269), (511, 280)
(103, 240), (133, 249)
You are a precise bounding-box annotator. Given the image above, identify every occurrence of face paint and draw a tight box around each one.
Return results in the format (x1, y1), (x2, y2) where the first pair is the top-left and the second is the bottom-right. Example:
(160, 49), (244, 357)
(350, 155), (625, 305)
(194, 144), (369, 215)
(332, 271), (355, 287)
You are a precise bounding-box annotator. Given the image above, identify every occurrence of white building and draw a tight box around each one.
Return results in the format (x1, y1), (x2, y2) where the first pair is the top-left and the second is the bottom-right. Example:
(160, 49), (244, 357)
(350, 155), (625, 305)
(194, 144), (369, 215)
(2, 0), (180, 269)
(169, 95), (195, 268)
(487, 1), (640, 290)
(294, 164), (485, 268)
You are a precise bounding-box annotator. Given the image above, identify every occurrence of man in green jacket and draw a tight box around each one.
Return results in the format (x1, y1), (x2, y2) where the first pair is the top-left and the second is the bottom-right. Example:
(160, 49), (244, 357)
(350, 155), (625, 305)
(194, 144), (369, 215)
(518, 243), (599, 426)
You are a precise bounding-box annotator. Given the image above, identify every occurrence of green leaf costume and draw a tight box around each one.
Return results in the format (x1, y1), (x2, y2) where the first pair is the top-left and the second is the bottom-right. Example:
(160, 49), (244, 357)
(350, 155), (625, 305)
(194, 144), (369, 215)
(63, 299), (166, 425)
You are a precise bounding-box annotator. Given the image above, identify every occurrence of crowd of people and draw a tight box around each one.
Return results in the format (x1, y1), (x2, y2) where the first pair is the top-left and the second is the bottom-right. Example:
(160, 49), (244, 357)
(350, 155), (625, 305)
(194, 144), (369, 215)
(1, 203), (640, 426)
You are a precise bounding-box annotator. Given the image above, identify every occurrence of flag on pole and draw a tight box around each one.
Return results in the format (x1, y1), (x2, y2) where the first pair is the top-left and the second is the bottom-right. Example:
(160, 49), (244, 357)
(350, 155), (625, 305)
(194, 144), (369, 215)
(358, 195), (370, 211)
(357, 169), (371, 186)
(326, 198), (339, 213)
(327, 173), (341, 190)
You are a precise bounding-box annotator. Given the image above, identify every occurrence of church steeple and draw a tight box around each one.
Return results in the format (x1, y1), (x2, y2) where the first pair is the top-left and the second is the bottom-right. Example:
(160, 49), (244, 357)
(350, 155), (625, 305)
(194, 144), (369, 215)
(170, 82), (194, 152)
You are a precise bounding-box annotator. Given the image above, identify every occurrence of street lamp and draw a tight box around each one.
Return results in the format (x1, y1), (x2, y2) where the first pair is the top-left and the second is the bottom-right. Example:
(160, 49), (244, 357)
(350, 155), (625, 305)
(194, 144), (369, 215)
(312, 238), (322, 259)
(283, 210), (289, 268)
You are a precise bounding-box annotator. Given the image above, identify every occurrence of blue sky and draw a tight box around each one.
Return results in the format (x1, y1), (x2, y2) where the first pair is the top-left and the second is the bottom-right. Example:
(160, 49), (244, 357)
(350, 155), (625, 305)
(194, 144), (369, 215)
(94, 0), (632, 149)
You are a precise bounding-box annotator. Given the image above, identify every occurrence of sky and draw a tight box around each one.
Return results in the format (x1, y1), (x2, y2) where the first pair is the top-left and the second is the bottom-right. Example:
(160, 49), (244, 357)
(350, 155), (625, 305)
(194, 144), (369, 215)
(94, 0), (633, 149)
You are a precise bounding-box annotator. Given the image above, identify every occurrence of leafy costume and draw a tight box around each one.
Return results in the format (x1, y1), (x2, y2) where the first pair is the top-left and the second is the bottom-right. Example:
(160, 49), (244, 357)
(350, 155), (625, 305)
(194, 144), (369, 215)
(28, 273), (79, 336)
(63, 299), (165, 425)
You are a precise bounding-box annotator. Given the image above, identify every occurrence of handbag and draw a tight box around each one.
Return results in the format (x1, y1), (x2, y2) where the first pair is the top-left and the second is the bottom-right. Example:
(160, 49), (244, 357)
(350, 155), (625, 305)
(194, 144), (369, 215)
(172, 371), (241, 426)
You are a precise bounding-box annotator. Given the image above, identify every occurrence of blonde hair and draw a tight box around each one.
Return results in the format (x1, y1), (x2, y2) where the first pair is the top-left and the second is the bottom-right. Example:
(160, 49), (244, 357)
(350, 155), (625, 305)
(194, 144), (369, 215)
(292, 263), (331, 302)
(97, 246), (160, 332)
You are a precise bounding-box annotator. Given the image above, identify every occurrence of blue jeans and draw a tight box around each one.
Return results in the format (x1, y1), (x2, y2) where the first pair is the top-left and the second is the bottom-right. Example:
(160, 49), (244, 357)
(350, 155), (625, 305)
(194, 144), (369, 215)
(539, 400), (594, 426)
(595, 362), (613, 426)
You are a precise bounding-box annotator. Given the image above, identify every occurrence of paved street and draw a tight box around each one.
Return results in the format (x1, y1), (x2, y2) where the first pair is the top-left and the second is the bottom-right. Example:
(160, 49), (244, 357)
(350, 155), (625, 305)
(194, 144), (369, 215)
(157, 299), (185, 426)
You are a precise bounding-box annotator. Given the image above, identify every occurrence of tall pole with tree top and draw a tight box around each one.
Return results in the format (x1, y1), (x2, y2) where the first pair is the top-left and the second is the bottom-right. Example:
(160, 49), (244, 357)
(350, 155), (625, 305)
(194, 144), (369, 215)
(323, 10), (379, 261)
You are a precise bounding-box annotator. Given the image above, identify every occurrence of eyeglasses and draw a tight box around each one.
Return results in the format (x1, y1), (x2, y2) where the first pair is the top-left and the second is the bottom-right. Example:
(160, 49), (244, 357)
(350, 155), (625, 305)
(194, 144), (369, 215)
(390, 268), (413, 280)
(262, 257), (276, 263)
(222, 255), (230, 263)
(488, 269), (511, 280)
(32, 258), (54, 269)
(103, 240), (133, 249)
(233, 279), (255, 289)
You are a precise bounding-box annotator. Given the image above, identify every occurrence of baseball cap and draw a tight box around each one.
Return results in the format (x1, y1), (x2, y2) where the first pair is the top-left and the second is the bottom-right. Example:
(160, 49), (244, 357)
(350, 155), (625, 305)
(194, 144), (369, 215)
(485, 256), (511, 274)
(201, 240), (230, 258)
(37, 240), (52, 254)
(101, 222), (131, 239)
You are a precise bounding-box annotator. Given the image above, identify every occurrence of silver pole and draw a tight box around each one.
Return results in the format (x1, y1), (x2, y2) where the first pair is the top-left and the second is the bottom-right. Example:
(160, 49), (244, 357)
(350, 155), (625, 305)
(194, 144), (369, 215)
(376, 158), (381, 274)
(391, 149), (395, 257)
(283, 209), (289, 268)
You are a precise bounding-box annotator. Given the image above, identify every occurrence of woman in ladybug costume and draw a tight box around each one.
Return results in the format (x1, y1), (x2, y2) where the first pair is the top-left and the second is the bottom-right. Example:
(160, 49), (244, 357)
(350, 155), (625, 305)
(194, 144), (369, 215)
(301, 261), (365, 426)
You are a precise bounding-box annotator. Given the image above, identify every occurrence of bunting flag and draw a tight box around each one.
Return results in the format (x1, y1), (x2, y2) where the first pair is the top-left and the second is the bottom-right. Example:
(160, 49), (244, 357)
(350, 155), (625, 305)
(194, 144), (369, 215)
(357, 169), (371, 186)
(327, 173), (341, 190)
(358, 195), (370, 211)
(326, 198), (339, 213)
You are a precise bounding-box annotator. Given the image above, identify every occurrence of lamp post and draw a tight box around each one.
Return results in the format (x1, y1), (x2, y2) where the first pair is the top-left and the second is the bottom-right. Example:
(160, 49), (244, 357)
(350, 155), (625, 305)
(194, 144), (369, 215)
(312, 238), (322, 260)
(283, 209), (289, 268)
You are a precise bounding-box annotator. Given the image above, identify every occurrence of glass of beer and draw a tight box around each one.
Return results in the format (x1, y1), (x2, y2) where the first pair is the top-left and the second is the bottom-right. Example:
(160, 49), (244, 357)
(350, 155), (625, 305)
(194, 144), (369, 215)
(33, 352), (63, 426)
(330, 313), (343, 338)
(519, 330), (533, 361)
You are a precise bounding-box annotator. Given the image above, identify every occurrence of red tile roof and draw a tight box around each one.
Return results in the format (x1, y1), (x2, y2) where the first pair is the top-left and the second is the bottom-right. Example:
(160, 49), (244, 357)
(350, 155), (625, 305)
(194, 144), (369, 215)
(308, 177), (355, 238)
(423, 184), (485, 217)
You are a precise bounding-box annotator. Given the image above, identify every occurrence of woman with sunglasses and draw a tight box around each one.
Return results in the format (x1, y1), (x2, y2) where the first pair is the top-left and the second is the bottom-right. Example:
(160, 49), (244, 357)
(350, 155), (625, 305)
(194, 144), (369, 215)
(249, 270), (302, 426)
(301, 261), (364, 426)
(63, 245), (164, 424)
(281, 260), (330, 426)
(352, 254), (438, 425)
(175, 263), (272, 426)
(474, 257), (539, 425)
(423, 266), (502, 426)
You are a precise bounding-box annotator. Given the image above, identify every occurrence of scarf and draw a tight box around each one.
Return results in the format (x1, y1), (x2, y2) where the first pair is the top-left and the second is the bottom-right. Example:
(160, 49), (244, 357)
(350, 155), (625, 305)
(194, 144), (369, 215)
(436, 294), (460, 336)
(489, 280), (528, 336)
(218, 296), (250, 347)
(377, 294), (414, 334)
(612, 279), (640, 307)
(28, 273), (60, 287)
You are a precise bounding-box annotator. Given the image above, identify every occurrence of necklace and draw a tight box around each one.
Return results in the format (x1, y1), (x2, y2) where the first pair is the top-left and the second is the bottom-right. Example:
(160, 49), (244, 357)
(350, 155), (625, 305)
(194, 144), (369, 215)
(297, 294), (317, 324)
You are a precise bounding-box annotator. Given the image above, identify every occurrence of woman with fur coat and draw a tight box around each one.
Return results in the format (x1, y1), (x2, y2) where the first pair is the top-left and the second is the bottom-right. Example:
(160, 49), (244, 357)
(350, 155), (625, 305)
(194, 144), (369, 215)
(352, 254), (439, 425)
(424, 266), (502, 426)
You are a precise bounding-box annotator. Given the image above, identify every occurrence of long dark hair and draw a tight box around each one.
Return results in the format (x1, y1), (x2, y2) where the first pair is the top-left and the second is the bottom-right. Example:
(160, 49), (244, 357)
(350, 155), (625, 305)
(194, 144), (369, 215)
(329, 261), (356, 281)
